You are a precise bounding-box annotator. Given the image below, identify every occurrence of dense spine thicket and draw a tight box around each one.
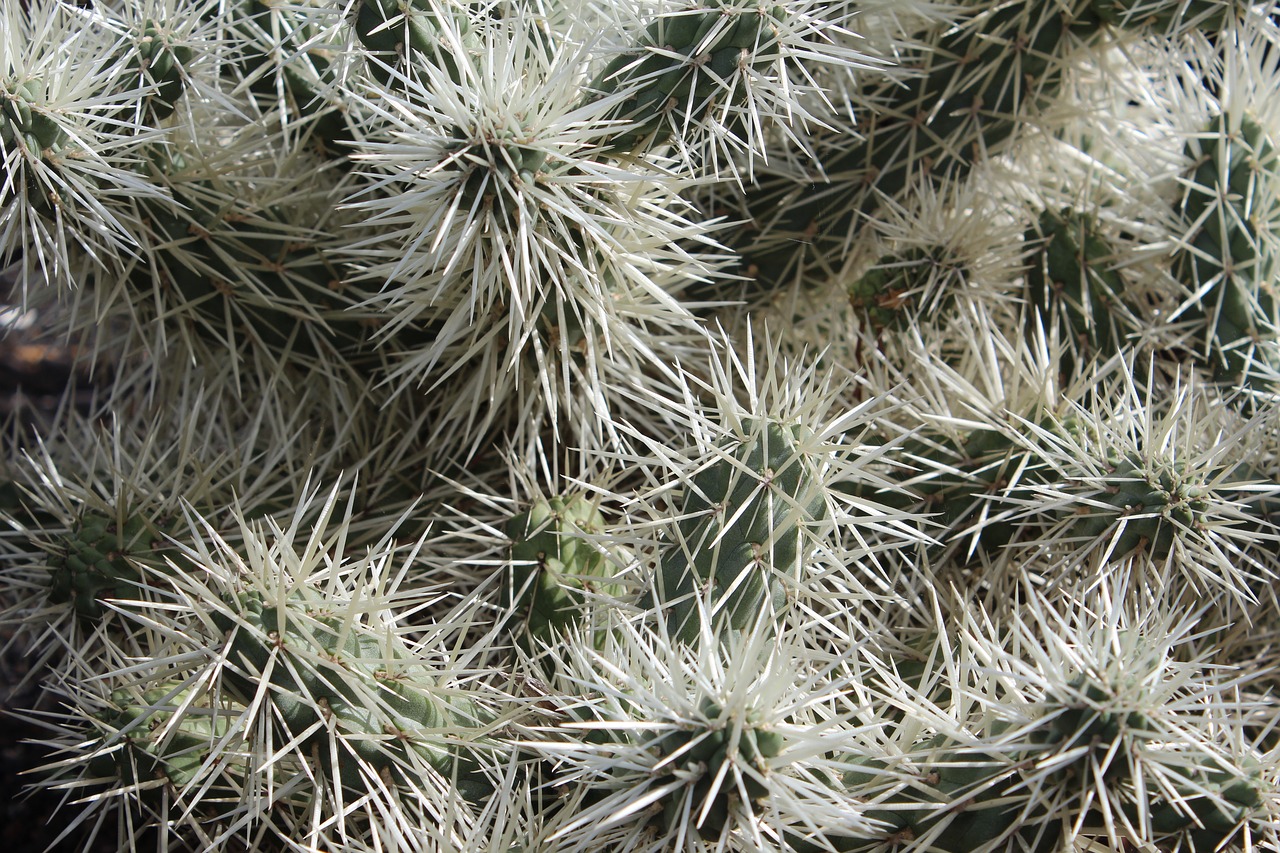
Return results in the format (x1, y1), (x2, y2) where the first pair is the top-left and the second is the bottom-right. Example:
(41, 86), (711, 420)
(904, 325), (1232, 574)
(2, 0), (1280, 851)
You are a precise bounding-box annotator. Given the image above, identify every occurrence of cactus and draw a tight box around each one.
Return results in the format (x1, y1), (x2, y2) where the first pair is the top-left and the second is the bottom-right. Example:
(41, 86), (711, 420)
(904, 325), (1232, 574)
(1173, 112), (1280, 392)
(1024, 207), (1134, 380)
(3, 0), (1280, 851)
(504, 492), (621, 651)
(47, 508), (179, 618)
(645, 418), (827, 643)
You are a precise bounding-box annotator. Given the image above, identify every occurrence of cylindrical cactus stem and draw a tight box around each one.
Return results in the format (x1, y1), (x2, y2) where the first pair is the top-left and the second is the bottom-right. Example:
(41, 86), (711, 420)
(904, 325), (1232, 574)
(1065, 452), (1214, 560)
(734, 0), (1240, 289)
(125, 142), (384, 369)
(219, 0), (352, 159)
(846, 425), (1046, 563)
(1146, 764), (1265, 852)
(214, 587), (497, 800)
(832, 738), (1054, 853)
(583, 0), (783, 159)
(87, 683), (244, 794)
(644, 418), (827, 644)
(1024, 208), (1133, 381)
(503, 493), (622, 653)
(119, 20), (195, 121)
(649, 697), (786, 837)
(0, 78), (73, 219)
(1172, 112), (1280, 392)
(349, 0), (481, 85)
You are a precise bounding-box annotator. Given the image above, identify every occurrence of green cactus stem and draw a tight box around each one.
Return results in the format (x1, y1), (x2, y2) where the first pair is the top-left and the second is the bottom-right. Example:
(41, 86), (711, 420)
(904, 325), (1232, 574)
(88, 684), (242, 792)
(128, 149), (380, 362)
(650, 698), (785, 836)
(1025, 208), (1131, 380)
(47, 509), (179, 620)
(350, 0), (481, 85)
(844, 426), (1045, 563)
(734, 0), (1238, 289)
(645, 419), (826, 644)
(583, 0), (783, 158)
(504, 493), (619, 651)
(847, 246), (971, 333)
(1173, 112), (1280, 392)
(215, 589), (495, 800)
(1067, 454), (1212, 560)
(122, 21), (194, 121)
(0, 79), (68, 217)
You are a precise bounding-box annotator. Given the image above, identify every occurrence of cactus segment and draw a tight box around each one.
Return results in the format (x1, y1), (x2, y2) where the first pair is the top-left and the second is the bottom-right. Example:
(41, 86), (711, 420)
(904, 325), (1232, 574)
(848, 246), (969, 332)
(1090, 0), (1238, 33)
(649, 699), (784, 836)
(223, 0), (351, 158)
(585, 0), (782, 157)
(737, 1), (1108, 286)
(833, 743), (1041, 853)
(736, 0), (1244, 288)
(0, 79), (68, 216)
(351, 0), (479, 85)
(1147, 766), (1263, 851)
(124, 22), (194, 120)
(47, 510), (177, 619)
(647, 419), (826, 643)
(1174, 113), (1280, 390)
(1025, 208), (1129, 378)
(217, 590), (492, 797)
(127, 152), (377, 362)
(89, 685), (240, 791)
(504, 494), (618, 650)
(1068, 454), (1210, 560)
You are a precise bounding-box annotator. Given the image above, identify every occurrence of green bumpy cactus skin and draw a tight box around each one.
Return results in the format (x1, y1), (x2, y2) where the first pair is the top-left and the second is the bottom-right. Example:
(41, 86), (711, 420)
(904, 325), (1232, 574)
(651, 698), (785, 837)
(1069, 454), (1210, 559)
(47, 510), (177, 619)
(89, 685), (239, 791)
(647, 419), (826, 644)
(847, 247), (969, 333)
(736, 0), (1239, 288)
(124, 21), (194, 120)
(351, 0), (480, 84)
(505, 493), (618, 650)
(0, 79), (67, 217)
(216, 590), (492, 799)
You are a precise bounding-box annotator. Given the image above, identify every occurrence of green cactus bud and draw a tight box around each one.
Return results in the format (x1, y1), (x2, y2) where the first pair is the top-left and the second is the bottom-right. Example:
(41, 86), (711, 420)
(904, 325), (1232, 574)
(0, 79), (68, 217)
(504, 493), (620, 650)
(46, 510), (178, 619)
(1068, 454), (1211, 560)
(646, 419), (827, 644)
(124, 22), (194, 120)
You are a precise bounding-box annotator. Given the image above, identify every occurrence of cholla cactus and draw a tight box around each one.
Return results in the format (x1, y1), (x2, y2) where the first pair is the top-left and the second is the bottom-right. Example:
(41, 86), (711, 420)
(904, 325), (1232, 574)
(4, 0), (1280, 851)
